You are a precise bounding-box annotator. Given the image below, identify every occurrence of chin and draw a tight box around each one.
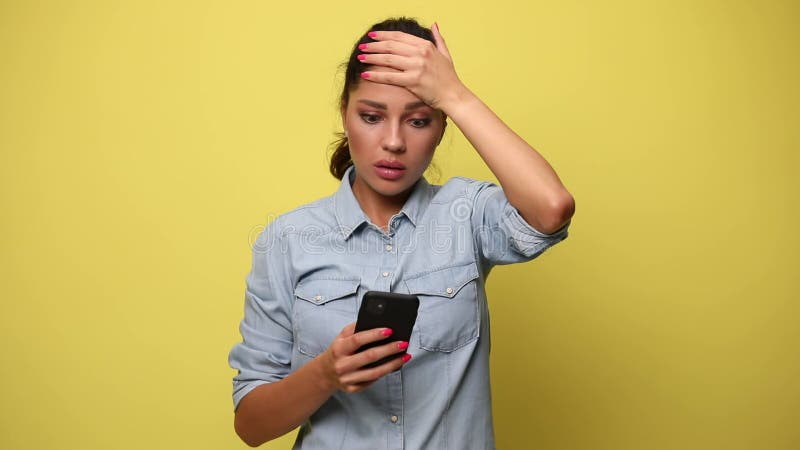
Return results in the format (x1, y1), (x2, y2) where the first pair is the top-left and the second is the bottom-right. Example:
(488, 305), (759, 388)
(375, 183), (413, 198)
(368, 177), (416, 198)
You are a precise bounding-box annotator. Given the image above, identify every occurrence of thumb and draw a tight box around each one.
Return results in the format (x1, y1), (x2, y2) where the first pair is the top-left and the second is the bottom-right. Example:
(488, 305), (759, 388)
(432, 22), (452, 60)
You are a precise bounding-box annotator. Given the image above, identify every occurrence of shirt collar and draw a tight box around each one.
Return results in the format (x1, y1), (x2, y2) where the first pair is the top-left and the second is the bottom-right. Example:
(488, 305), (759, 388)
(398, 172), (430, 228)
(333, 165), (431, 240)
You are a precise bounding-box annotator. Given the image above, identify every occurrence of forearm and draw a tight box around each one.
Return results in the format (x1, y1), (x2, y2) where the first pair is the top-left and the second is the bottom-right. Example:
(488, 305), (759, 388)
(234, 355), (336, 447)
(441, 85), (575, 234)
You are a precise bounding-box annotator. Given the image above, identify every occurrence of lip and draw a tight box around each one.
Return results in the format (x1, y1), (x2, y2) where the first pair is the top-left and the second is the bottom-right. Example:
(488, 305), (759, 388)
(373, 160), (406, 180)
(374, 160), (406, 170)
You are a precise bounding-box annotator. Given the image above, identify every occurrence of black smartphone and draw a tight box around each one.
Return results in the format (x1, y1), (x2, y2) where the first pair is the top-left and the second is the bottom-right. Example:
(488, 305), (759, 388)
(354, 291), (420, 369)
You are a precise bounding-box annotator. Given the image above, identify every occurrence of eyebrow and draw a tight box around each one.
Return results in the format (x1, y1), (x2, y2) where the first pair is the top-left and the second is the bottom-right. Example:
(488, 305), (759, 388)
(357, 99), (429, 111)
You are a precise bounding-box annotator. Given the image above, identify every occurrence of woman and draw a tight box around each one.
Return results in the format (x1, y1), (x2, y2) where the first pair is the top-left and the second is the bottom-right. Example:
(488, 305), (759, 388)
(229, 17), (574, 449)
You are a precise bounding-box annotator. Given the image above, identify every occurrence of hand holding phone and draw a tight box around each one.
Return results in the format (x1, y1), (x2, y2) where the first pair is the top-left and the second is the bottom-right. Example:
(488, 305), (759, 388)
(319, 291), (420, 394)
(354, 291), (420, 369)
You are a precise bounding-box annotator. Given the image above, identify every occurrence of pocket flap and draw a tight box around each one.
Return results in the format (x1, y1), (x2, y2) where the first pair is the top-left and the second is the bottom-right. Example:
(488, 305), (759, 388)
(405, 262), (479, 298)
(295, 278), (360, 305)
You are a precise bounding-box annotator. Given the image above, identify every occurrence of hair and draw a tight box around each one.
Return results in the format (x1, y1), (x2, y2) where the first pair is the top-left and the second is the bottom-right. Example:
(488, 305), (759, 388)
(328, 17), (442, 180)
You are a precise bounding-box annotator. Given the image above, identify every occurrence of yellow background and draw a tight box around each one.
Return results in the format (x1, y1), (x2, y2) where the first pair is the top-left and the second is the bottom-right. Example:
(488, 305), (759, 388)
(1, 1), (798, 449)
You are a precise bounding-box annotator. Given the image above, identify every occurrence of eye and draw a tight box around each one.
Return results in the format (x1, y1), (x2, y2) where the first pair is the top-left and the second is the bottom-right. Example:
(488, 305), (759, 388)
(359, 113), (381, 124)
(409, 118), (432, 128)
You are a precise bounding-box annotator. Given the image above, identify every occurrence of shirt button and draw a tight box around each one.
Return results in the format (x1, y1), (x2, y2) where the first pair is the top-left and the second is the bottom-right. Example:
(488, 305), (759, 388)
(314, 295), (322, 301)
(382, 272), (390, 277)
(385, 244), (393, 251)
(390, 415), (399, 423)
(446, 287), (454, 295)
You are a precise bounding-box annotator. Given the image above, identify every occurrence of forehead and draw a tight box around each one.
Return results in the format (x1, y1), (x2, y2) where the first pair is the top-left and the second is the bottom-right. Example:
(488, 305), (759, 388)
(348, 68), (426, 109)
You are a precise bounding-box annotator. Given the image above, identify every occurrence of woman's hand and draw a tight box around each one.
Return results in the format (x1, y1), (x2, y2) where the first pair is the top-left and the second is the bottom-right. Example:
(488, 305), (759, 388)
(319, 323), (411, 394)
(358, 23), (468, 111)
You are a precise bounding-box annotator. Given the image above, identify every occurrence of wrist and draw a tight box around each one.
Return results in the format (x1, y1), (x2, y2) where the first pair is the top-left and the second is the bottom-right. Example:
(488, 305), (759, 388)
(438, 83), (479, 119)
(311, 350), (339, 394)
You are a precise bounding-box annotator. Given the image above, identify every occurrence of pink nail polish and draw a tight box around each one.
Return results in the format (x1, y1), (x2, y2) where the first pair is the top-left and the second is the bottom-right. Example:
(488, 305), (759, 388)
(381, 328), (393, 337)
(402, 354), (412, 362)
(397, 341), (409, 350)
(360, 72), (370, 79)
(368, 32), (377, 38)
(358, 43), (368, 50)
(357, 54), (366, 61)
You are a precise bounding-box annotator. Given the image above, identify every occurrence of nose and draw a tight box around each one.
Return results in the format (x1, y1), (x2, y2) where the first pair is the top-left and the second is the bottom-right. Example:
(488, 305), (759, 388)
(381, 122), (405, 153)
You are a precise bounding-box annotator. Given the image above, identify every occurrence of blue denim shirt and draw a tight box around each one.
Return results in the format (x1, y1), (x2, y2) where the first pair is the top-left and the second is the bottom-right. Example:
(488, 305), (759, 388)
(229, 166), (569, 449)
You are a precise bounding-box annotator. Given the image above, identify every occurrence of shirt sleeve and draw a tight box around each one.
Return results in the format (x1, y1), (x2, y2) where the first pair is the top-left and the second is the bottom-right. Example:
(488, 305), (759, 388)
(228, 222), (295, 411)
(469, 179), (570, 267)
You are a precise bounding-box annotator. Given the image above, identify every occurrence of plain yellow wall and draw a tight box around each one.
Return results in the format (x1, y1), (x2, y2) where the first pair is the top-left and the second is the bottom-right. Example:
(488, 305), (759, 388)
(1, 1), (798, 449)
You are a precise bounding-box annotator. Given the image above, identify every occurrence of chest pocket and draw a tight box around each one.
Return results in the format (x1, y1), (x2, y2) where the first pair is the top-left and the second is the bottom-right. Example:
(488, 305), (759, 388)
(293, 278), (360, 357)
(404, 262), (480, 352)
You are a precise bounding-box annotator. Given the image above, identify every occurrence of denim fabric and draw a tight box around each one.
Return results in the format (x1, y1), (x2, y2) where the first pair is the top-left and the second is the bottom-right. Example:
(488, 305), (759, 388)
(229, 165), (569, 449)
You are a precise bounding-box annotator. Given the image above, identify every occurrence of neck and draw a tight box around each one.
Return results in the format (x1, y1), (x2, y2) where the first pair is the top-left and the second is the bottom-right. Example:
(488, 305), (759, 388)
(351, 179), (414, 231)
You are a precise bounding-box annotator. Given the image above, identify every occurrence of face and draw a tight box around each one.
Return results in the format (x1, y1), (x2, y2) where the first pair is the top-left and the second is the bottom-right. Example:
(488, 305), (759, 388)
(342, 68), (445, 207)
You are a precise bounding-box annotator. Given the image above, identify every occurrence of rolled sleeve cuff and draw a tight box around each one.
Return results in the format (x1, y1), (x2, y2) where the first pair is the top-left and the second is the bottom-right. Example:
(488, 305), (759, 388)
(229, 331), (292, 411)
(232, 377), (273, 411)
(502, 202), (570, 258)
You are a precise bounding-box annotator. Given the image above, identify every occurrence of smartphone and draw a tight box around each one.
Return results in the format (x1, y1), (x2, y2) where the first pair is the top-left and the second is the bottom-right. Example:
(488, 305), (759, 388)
(354, 291), (420, 369)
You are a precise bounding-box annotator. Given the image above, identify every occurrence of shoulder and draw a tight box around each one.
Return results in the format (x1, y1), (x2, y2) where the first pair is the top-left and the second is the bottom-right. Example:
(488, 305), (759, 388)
(257, 194), (339, 239)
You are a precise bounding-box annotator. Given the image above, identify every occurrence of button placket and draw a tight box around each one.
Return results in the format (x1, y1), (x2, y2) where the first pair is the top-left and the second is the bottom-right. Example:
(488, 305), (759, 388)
(380, 237), (397, 291)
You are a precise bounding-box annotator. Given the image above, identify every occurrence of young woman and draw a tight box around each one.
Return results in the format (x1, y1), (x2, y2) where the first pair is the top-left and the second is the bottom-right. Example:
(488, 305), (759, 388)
(229, 17), (574, 449)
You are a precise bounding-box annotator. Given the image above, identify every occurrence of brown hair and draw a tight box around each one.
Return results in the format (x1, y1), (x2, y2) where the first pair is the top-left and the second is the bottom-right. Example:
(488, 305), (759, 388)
(329, 17), (441, 180)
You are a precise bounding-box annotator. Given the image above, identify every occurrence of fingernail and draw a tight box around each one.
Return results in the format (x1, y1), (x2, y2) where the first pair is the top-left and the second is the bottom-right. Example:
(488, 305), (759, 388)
(360, 72), (370, 79)
(402, 354), (412, 362)
(367, 32), (377, 38)
(357, 54), (366, 61)
(397, 341), (409, 350)
(358, 43), (368, 50)
(381, 328), (393, 337)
